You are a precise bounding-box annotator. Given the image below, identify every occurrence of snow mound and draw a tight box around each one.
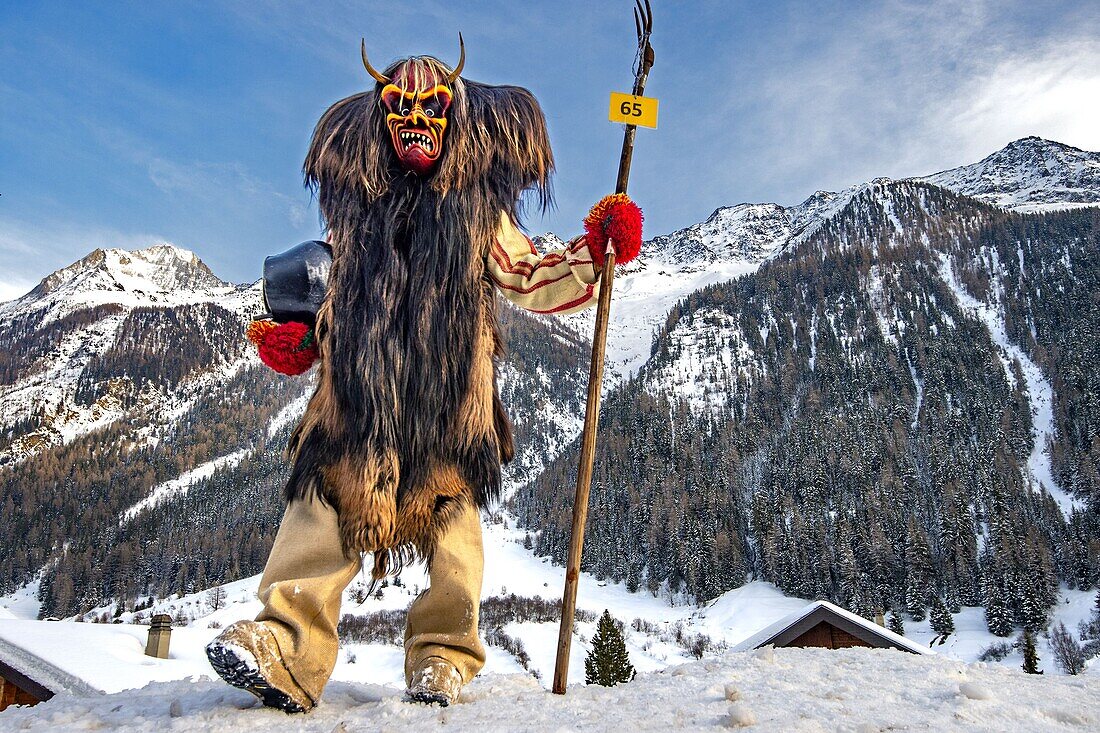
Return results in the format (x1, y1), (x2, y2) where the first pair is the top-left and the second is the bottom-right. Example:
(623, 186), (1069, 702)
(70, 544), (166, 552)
(5, 646), (1097, 732)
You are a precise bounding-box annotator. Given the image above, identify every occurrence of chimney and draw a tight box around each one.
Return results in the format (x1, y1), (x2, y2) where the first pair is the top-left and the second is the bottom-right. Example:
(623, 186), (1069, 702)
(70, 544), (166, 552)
(874, 611), (885, 627)
(145, 614), (173, 658)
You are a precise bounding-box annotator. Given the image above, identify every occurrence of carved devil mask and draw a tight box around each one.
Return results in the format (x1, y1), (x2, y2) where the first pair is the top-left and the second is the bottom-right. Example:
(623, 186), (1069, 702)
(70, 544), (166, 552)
(361, 38), (465, 176)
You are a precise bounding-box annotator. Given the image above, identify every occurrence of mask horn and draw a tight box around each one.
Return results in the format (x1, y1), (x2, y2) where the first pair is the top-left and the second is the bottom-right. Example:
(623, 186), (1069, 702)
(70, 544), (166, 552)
(361, 39), (390, 84)
(446, 33), (465, 84)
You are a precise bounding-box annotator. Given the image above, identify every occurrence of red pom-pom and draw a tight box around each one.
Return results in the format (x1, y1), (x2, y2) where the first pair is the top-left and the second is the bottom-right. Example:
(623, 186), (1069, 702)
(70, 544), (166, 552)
(257, 321), (319, 376)
(582, 194), (644, 268)
(604, 200), (643, 265)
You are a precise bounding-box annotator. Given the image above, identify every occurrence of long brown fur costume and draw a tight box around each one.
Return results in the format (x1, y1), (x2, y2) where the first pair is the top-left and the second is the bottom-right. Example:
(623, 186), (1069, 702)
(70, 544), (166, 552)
(287, 56), (554, 577)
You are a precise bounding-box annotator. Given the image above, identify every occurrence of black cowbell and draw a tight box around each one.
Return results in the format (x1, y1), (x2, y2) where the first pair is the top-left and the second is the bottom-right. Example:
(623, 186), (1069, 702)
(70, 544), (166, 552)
(261, 240), (332, 325)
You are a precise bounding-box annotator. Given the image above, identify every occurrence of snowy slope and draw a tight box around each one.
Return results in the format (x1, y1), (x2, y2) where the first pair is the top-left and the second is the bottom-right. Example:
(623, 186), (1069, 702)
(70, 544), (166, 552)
(936, 252), (1081, 515)
(119, 449), (252, 523)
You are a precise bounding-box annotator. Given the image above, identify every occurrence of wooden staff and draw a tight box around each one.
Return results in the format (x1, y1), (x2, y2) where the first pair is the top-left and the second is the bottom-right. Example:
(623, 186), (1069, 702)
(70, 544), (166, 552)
(552, 0), (655, 696)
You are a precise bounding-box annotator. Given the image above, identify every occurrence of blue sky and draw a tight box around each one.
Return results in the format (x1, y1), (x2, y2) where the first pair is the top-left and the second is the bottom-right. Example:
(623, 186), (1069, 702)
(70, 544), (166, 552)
(1, 1), (1098, 296)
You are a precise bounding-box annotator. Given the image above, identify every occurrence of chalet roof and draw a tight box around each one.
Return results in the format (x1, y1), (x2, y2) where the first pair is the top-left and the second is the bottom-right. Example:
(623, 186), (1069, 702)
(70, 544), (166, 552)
(730, 600), (931, 655)
(0, 633), (100, 699)
(0, 619), (218, 695)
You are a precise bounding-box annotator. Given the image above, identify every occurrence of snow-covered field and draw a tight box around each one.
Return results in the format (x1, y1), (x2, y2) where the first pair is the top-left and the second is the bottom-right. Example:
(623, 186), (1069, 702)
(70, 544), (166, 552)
(4, 645), (1097, 732)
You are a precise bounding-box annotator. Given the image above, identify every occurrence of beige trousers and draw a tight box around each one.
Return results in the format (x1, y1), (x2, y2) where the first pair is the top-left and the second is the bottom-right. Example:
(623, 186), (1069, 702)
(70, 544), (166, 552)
(255, 496), (487, 702)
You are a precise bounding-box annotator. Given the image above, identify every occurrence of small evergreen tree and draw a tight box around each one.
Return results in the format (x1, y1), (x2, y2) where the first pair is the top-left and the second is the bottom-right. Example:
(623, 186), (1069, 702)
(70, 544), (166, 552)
(887, 611), (905, 637)
(929, 596), (955, 641)
(1020, 629), (1042, 674)
(585, 610), (636, 687)
(984, 580), (1014, 637)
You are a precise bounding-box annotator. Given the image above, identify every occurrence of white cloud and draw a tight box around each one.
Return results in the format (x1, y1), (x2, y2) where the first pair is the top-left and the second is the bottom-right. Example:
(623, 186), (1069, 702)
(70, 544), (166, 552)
(711, 0), (1100, 204)
(930, 42), (1100, 166)
(0, 277), (35, 303)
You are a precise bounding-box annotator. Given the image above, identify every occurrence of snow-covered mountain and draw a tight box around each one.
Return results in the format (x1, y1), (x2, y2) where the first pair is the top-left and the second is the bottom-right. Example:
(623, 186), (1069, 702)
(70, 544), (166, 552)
(635, 181), (1084, 515)
(561, 137), (1100, 379)
(519, 177), (1099, 634)
(3, 244), (247, 323)
(646, 203), (791, 266)
(919, 136), (1100, 211)
(0, 244), (260, 464)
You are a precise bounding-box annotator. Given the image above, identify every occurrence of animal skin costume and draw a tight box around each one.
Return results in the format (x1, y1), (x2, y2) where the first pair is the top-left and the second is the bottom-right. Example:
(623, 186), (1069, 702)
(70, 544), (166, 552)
(206, 42), (641, 712)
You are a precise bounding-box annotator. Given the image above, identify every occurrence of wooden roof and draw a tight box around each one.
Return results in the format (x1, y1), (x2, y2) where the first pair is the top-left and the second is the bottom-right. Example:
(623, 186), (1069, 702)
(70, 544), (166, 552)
(0, 656), (54, 703)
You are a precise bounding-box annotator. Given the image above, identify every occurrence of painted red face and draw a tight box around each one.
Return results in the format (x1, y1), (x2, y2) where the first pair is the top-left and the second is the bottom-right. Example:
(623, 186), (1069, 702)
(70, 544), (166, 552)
(381, 74), (453, 175)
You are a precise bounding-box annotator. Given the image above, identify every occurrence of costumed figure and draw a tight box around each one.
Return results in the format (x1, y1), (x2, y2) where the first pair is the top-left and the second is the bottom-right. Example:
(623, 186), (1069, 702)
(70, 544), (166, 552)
(206, 37), (643, 712)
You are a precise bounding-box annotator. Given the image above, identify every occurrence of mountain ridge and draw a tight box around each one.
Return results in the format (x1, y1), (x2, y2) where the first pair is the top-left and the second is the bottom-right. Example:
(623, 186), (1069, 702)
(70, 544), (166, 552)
(919, 136), (1100, 211)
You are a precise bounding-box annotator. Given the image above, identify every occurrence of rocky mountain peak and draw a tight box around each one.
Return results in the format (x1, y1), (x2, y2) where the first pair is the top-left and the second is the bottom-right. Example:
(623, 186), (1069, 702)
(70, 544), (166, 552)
(20, 244), (228, 305)
(918, 136), (1100, 210)
(646, 202), (790, 266)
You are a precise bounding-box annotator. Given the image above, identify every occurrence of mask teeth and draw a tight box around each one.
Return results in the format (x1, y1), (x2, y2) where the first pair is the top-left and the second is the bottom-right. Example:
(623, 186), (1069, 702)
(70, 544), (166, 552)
(399, 130), (434, 152)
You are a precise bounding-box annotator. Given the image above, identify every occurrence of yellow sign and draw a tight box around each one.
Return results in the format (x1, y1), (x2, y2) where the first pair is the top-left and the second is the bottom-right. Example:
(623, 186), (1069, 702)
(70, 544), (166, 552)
(608, 92), (658, 128)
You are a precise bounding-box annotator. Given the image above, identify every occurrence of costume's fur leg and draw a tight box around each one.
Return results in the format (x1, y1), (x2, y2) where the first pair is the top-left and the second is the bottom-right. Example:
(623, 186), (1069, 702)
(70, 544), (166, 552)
(322, 452), (400, 557)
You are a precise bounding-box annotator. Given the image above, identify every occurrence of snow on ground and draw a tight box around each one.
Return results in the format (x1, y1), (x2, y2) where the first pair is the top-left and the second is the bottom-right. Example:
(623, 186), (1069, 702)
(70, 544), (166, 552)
(937, 253), (1081, 515)
(559, 252), (763, 380)
(120, 449), (251, 523)
(688, 582), (819, 646)
(0, 576), (42, 621)
(5, 645), (1098, 732)
(266, 387), (312, 438)
(0, 620), (221, 695)
(2, 507), (1097, 728)
(904, 587), (1100, 673)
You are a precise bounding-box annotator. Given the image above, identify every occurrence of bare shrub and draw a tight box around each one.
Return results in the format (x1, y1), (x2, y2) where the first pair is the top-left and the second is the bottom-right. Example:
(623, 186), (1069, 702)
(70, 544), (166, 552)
(336, 593), (592, 678)
(337, 609), (407, 645)
(1049, 622), (1086, 675)
(977, 641), (1012, 662)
